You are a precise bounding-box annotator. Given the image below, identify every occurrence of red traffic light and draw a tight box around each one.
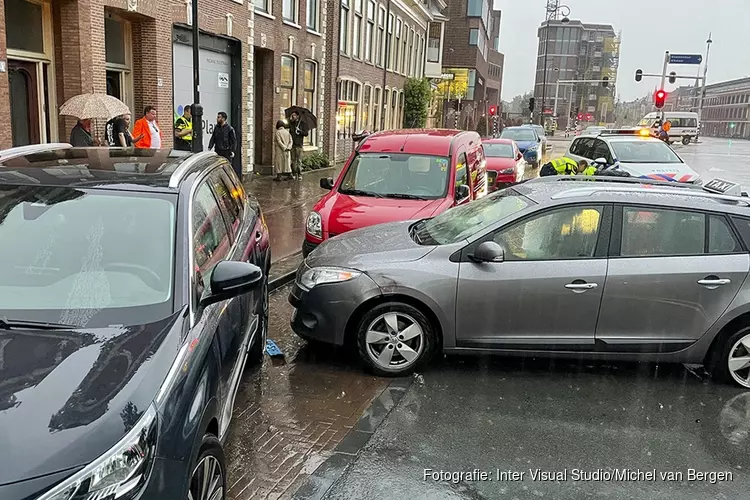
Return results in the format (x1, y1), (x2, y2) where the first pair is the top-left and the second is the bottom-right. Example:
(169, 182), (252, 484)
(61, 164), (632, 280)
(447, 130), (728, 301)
(577, 113), (583, 120)
(489, 106), (496, 116)
(654, 89), (667, 109)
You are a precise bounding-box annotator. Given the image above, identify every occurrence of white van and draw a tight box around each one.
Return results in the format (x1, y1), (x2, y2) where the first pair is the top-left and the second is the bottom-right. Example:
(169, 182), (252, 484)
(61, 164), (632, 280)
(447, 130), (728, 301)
(638, 112), (700, 145)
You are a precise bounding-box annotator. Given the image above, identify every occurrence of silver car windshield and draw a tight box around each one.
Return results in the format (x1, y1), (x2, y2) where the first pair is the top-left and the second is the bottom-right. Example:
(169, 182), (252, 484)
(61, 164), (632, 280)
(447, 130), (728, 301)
(0, 186), (176, 327)
(339, 153), (450, 200)
(611, 140), (683, 164)
(414, 189), (533, 245)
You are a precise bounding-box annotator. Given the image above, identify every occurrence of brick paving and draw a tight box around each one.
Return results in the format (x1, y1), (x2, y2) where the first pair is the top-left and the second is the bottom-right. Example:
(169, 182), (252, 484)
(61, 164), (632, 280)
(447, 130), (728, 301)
(224, 284), (390, 500)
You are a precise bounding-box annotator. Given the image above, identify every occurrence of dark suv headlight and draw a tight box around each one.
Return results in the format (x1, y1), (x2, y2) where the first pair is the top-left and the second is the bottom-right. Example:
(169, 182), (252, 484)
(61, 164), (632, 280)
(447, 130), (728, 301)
(37, 405), (158, 500)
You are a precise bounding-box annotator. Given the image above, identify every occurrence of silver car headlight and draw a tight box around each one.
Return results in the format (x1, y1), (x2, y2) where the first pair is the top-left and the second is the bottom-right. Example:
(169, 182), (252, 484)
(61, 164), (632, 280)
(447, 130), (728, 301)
(306, 211), (322, 239)
(38, 405), (158, 500)
(299, 266), (361, 290)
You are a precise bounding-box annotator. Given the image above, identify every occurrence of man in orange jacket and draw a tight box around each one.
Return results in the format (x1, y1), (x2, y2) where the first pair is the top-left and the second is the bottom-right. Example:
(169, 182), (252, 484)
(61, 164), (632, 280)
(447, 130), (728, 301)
(132, 106), (162, 149)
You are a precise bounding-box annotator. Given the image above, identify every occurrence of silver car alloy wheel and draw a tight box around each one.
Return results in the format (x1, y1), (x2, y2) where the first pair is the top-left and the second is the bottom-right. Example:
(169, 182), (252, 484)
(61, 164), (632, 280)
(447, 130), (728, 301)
(365, 312), (424, 370)
(187, 456), (224, 500)
(728, 333), (750, 388)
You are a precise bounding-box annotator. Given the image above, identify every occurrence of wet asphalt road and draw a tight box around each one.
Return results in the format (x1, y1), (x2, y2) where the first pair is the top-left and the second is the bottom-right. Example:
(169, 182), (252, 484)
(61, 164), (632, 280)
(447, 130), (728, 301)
(321, 358), (750, 500)
(673, 136), (750, 187)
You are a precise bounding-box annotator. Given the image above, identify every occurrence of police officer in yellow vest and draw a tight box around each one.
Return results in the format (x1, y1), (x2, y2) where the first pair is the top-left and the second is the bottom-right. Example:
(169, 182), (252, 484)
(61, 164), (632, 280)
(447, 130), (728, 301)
(540, 156), (596, 177)
(174, 105), (193, 151)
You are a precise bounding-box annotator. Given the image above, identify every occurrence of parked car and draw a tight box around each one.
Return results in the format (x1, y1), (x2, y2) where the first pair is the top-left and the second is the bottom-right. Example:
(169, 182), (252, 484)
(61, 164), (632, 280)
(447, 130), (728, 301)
(565, 129), (701, 183)
(0, 145), (270, 500)
(499, 126), (542, 169)
(289, 174), (750, 390)
(481, 138), (525, 190)
(523, 124), (549, 153)
(303, 129), (487, 256)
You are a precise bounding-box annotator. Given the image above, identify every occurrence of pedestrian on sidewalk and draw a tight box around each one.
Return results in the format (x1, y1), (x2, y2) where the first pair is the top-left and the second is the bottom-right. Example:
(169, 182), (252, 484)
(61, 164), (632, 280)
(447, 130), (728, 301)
(209, 111), (239, 177)
(288, 111), (309, 180)
(132, 106), (162, 149)
(106, 113), (140, 147)
(274, 120), (293, 181)
(174, 105), (193, 151)
(69, 119), (95, 147)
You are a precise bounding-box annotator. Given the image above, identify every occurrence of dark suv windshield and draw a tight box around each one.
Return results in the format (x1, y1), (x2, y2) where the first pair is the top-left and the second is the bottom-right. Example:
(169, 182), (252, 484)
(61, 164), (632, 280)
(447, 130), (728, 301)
(0, 186), (176, 327)
(339, 153), (450, 199)
(414, 189), (533, 245)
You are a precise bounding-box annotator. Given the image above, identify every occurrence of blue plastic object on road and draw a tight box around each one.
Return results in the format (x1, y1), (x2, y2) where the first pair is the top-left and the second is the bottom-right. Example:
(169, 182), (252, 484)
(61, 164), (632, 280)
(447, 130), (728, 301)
(265, 339), (284, 357)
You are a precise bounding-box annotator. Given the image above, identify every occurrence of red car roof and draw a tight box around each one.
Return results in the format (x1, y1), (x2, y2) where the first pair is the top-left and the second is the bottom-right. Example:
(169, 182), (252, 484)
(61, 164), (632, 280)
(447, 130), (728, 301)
(357, 129), (471, 157)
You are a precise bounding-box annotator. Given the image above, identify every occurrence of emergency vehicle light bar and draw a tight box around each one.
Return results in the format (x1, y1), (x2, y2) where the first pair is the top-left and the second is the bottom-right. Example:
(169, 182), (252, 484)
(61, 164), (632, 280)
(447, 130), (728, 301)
(597, 129), (653, 137)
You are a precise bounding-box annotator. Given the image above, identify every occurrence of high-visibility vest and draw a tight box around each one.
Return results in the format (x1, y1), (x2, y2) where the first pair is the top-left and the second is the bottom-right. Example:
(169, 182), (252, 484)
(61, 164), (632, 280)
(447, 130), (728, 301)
(175, 116), (193, 141)
(550, 157), (578, 175)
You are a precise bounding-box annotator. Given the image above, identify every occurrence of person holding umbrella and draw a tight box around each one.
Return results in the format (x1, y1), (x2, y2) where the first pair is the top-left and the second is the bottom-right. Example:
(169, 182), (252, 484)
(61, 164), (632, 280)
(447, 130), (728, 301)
(285, 106), (318, 180)
(69, 119), (96, 147)
(60, 93), (130, 147)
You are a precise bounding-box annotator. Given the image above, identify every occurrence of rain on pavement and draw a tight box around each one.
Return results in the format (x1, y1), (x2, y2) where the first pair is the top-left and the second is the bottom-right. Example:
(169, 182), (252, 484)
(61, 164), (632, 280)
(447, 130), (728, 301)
(227, 138), (750, 500)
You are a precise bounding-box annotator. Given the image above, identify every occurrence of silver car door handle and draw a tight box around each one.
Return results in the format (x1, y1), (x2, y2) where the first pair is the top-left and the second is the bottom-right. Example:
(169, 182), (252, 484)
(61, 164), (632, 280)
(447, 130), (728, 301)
(697, 278), (731, 286)
(565, 283), (598, 290)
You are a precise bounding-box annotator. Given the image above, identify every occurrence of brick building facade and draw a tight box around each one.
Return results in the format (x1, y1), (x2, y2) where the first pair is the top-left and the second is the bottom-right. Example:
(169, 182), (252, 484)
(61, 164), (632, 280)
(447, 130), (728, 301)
(1, 0), (446, 172)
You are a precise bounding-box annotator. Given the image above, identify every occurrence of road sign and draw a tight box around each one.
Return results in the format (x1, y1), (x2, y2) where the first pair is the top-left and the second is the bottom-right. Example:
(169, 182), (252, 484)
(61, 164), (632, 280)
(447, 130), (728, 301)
(669, 54), (703, 65)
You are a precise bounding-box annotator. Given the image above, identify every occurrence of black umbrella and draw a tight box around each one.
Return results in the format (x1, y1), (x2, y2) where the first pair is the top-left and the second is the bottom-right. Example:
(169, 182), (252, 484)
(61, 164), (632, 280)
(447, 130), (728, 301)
(284, 106), (318, 130)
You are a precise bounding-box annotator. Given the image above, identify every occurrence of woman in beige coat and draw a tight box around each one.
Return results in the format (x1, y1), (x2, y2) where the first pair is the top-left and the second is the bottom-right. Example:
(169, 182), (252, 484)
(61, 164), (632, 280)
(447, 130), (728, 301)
(274, 120), (293, 181)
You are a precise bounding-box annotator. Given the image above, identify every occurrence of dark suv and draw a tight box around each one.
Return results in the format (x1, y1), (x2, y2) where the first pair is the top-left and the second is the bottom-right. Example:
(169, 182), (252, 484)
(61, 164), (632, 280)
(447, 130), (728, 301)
(0, 145), (270, 500)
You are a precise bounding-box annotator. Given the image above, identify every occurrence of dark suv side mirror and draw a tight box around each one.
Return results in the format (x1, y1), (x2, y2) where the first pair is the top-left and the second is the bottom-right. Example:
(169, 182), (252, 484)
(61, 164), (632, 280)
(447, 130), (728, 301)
(455, 184), (470, 201)
(470, 241), (505, 263)
(200, 261), (263, 308)
(320, 177), (334, 190)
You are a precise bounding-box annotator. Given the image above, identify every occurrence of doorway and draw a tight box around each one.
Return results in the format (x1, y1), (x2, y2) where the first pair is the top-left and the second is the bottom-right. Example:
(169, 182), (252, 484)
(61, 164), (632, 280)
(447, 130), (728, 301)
(253, 48), (272, 166)
(9, 60), (40, 146)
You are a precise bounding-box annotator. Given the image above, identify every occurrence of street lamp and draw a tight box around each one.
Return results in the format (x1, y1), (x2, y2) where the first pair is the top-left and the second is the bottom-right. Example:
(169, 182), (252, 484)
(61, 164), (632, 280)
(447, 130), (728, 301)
(539, 2), (571, 125)
(696, 33), (713, 141)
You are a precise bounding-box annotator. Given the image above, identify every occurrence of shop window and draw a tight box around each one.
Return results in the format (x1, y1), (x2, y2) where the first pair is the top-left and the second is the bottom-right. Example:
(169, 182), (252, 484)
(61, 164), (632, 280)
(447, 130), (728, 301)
(6, 0), (44, 53)
(303, 61), (317, 145)
(280, 55), (296, 118)
(337, 79), (360, 139)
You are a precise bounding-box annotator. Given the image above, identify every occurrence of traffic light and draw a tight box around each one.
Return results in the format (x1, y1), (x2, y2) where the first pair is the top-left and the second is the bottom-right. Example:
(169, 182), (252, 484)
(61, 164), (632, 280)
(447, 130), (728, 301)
(528, 98), (536, 112)
(654, 89), (667, 109)
(635, 69), (643, 82)
(489, 105), (496, 116)
(577, 113), (583, 121)
(668, 71), (677, 84)
(602, 76), (609, 88)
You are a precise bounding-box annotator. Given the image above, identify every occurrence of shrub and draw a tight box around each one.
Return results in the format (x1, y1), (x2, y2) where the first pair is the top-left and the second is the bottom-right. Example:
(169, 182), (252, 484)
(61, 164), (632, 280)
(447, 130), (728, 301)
(300, 151), (331, 171)
(403, 77), (432, 128)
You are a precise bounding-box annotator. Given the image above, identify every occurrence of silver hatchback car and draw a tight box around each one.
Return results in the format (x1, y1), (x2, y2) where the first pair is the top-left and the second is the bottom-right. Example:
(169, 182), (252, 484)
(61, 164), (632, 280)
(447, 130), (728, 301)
(289, 176), (750, 388)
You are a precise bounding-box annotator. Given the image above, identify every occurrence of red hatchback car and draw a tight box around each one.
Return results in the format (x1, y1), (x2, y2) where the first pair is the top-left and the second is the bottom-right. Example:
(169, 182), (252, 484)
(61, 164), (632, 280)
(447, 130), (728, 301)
(303, 129), (487, 256)
(482, 138), (525, 191)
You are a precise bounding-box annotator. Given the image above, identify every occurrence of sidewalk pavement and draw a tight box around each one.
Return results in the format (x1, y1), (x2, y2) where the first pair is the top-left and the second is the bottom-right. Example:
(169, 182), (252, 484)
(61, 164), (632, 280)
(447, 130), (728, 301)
(243, 168), (339, 265)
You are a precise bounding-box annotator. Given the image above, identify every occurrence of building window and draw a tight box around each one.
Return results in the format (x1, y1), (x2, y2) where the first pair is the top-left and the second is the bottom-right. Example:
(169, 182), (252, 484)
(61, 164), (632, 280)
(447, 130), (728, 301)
(306, 0), (318, 30)
(467, 0), (481, 16)
(255, 0), (270, 14)
(400, 23), (408, 75)
(280, 55), (296, 118)
(417, 34), (424, 75)
(391, 89), (398, 128)
(337, 79), (360, 139)
(408, 28), (415, 76)
(352, 0), (362, 58)
(376, 7), (385, 67)
(387, 14), (394, 70)
(373, 87), (382, 131)
(393, 18), (401, 72)
(105, 15), (133, 117)
(362, 85), (371, 131)
(398, 92), (405, 128)
(427, 22), (441, 63)
(303, 61), (317, 145)
(283, 0), (297, 23)
(365, 1), (375, 62)
(340, 0), (350, 54)
(382, 89), (390, 129)
(469, 29), (479, 45)
(6, 0), (44, 53)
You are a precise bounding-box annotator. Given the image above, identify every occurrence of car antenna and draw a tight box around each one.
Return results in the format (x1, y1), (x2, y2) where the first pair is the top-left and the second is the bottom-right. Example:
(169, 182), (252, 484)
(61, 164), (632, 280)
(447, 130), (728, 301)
(400, 136), (410, 152)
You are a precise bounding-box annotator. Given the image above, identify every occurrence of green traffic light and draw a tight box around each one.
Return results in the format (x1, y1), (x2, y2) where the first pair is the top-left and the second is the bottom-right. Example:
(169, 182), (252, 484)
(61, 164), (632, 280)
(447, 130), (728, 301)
(729, 123), (736, 129)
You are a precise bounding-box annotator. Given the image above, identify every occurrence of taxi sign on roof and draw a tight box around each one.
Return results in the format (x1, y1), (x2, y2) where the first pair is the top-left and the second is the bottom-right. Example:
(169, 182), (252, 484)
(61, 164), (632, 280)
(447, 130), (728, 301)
(703, 178), (742, 196)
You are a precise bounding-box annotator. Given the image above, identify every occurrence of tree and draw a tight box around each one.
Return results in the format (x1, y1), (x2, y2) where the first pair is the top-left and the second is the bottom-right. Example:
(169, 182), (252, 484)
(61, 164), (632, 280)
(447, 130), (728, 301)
(403, 78), (432, 128)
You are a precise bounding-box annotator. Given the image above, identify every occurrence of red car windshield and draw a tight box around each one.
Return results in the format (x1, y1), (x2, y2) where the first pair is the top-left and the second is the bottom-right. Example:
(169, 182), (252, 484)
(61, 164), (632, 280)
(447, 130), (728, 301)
(339, 153), (450, 200)
(483, 143), (515, 158)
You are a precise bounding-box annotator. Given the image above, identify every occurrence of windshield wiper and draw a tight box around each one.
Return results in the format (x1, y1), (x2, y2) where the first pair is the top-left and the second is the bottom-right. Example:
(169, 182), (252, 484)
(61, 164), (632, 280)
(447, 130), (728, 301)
(0, 317), (78, 330)
(383, 193), (431, 200)
(339, 189), (384, 198)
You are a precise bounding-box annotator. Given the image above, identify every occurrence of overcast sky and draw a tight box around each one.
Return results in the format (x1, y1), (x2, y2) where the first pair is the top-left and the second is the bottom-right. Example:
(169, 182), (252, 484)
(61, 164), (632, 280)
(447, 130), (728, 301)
(496, 0), (750, 101)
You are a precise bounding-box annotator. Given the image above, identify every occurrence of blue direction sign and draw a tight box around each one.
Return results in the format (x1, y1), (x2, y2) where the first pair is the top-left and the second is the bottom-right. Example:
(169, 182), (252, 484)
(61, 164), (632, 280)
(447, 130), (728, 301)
(669, 54), (703, 65)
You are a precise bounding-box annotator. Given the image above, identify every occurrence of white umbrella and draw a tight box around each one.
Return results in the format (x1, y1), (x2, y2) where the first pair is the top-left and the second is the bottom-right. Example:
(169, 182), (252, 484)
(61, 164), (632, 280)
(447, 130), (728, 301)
(59, 93), (130, 120)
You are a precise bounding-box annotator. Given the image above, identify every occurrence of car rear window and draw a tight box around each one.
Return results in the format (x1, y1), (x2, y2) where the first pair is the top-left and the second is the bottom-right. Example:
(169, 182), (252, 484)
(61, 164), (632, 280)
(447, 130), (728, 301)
(483, 143), (514, 158)
(0, 186), (177, 327)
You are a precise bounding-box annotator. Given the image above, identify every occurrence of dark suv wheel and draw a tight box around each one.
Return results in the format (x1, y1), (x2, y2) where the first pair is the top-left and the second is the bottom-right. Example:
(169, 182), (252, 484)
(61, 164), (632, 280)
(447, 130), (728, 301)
(188, 435), (227, 500)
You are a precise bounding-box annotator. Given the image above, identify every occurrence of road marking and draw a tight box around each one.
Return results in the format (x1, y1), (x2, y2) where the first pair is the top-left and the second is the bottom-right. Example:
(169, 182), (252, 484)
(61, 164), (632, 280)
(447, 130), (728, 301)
(709, 167), (726, 172)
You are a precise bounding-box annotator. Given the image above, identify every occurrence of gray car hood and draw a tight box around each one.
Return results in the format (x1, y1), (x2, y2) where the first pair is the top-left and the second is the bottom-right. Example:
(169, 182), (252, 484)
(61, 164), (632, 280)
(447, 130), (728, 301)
(306, 220), (433, 269)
